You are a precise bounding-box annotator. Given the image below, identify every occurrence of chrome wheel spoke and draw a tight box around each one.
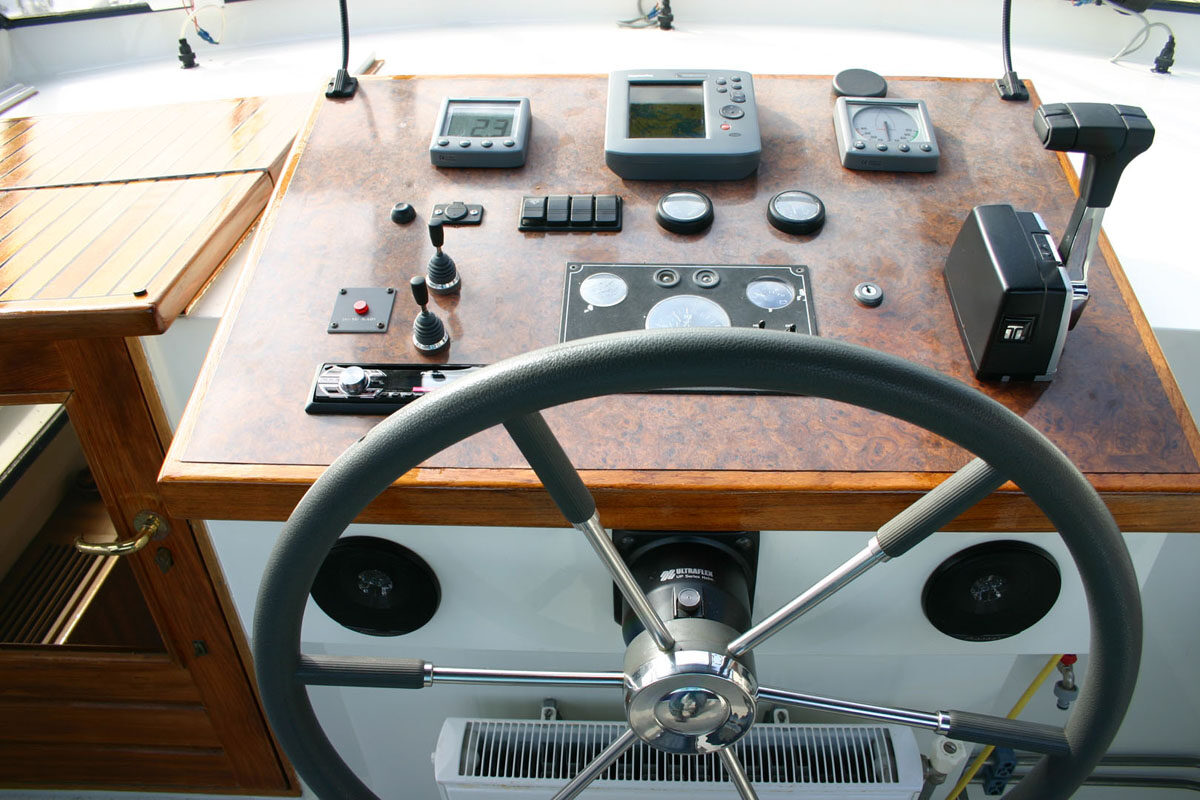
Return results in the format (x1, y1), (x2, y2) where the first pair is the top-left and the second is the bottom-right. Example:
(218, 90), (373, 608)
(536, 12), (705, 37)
(506, 412), (675, 652)
(551, 727), (638, 800)
(719, 748), (759, 800)
(727, 458), (1005, 657)
(726, 540), (885, 657)
(296, 655), (624, 689)
(759, 686), (1068, 755)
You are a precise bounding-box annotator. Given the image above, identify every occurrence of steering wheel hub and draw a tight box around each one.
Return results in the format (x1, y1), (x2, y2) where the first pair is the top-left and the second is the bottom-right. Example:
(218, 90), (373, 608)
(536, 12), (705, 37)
(624, 623), (758, 754)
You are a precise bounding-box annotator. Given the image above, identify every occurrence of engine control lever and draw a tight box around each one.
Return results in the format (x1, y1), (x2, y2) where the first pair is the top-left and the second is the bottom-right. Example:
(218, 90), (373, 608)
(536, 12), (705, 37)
(1033, 103), (1154, 327)
(410, 276), (449, 352)
(426, 220), (460, 295)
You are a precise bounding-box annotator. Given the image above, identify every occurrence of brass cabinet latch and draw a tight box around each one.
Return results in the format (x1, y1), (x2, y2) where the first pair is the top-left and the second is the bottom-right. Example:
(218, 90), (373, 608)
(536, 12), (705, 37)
(75, 510), (169, 556)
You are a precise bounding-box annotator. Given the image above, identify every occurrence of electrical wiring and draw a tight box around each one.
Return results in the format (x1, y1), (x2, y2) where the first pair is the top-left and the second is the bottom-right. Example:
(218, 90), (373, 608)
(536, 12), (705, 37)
(617, 0), (660, 29)
(178, 1), (225, 46)
(1109, 5), (1175, 68)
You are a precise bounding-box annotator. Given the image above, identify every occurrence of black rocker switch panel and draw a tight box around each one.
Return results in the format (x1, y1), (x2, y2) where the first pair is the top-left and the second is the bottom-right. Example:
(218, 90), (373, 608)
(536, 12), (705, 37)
(519, 193), (622, 232)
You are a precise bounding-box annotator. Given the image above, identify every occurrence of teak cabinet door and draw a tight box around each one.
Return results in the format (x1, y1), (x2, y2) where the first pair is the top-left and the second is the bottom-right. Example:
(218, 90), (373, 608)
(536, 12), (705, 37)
(0, 336), (294, 795)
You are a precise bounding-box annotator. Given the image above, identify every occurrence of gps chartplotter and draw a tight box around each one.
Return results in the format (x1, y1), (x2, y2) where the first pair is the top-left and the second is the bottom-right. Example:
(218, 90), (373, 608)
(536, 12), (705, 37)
(604, 69), (761, 181)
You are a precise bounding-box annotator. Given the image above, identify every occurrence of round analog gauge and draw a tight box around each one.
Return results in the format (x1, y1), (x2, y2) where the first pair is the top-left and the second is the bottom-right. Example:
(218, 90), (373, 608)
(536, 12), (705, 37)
(852, 105), (921, 143)
(645, 295), (731, 329)
(746, 278), (795, 310)
(579, 272), (628, 307)
(656, 190), (714, 234)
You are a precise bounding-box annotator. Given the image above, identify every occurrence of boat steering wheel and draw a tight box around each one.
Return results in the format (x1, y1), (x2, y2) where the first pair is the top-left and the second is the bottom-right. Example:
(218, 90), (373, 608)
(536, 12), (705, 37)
(254, 328), (1141, 800)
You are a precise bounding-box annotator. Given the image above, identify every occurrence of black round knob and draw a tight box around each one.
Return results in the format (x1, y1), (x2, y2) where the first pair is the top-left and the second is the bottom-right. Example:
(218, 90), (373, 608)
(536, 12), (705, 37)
(655, 190), (714, 235)
(390, 202), (415, 224)
(833, 68), (887, 98)
(767, 190), (826, 235)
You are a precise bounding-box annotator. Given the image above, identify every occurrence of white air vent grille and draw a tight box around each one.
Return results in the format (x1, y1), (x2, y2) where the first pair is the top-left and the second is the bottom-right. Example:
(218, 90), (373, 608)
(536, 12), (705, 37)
(453, 720), (905, 785)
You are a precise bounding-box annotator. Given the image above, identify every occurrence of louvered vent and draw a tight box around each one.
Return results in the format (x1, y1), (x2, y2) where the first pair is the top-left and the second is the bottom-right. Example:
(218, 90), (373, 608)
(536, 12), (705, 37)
(435, 718), (924, 798)
(0, 542), (112, 644)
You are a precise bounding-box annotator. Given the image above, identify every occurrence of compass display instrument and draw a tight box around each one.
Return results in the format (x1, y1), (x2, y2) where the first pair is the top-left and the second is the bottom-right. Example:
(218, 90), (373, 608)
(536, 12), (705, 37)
(833, 96), (939, 172)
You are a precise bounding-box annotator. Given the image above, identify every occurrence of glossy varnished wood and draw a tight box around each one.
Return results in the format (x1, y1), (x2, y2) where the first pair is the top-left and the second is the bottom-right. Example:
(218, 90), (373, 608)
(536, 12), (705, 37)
(0, 173), (272, 340)
(56, 337), (293, 791)
(0, 95), (310, 189)
(0, 96), (303, 792)
(162, 76), (1200, 531)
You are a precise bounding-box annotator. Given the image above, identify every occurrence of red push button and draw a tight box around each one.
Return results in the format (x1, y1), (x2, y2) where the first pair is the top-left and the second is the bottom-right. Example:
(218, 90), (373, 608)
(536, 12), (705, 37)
(720, 123), (731, 130)
(353, 300), (369, 315)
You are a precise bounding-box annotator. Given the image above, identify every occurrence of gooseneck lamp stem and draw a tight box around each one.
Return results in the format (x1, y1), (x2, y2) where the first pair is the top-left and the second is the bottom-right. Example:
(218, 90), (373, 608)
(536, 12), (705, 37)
(326, 0), (358, 98)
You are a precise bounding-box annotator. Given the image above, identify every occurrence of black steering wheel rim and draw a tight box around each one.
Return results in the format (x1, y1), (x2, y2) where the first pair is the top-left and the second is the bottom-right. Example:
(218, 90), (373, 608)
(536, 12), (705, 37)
(254, 327), (1141, 800)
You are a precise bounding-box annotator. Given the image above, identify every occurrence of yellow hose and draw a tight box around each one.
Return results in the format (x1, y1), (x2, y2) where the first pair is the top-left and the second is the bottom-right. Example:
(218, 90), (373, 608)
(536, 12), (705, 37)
(945, 653), (1064, 800)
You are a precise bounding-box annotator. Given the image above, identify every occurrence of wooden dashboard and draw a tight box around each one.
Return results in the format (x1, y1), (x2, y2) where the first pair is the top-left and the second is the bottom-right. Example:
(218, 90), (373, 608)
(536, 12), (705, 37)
(158, 75), (1200, 532)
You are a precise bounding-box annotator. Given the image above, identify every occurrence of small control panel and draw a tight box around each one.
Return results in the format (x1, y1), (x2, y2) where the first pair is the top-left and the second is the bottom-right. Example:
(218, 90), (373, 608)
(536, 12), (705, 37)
(430, 97), (531, 168)
(561, 262), (817, 341)
(307, 363), (484, 415)
(560, 263), (817, 394)
(519, 194), (622, 231)
(328, 287), (395, 333)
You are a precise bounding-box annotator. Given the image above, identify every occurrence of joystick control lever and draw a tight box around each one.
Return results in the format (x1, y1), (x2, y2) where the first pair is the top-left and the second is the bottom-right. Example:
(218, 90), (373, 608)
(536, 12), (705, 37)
(410, 276), (449, 352)
(1034, 103), (1154, 328)
(426, 220), (461, 295)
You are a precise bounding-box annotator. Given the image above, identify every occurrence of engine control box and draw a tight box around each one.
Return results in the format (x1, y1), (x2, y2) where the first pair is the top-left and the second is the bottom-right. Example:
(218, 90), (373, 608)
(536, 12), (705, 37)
(944, 204), (1071, 381)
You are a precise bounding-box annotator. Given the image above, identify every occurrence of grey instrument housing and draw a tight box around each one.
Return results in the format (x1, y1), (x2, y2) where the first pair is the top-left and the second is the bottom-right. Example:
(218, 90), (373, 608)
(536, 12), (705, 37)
(604, 69), (761, 181)
(429, 97), (531, 168)
(833, 96), (939, 173)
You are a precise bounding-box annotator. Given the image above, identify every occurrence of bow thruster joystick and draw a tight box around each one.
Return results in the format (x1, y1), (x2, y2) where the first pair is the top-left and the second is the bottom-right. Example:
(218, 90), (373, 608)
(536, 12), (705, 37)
(1034, 103), (1154, 328)
(410, 276), (449, 352)
(426, 220), (460, 295)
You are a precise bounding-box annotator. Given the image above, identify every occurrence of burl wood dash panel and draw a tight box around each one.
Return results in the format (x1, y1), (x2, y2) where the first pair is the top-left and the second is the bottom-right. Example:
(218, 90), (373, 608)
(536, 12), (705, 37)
(0, 95), (310, 189)
(179, 76), (1199, 480)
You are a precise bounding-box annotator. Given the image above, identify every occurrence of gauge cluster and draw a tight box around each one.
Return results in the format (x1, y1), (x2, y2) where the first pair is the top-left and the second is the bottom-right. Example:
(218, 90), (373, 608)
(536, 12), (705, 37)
(560, 262), (816, 385)
(833, 96), (940, 172)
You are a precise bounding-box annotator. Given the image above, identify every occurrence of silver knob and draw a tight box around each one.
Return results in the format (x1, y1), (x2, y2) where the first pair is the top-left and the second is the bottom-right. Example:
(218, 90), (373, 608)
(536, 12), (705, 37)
(338, 365), (369, 395)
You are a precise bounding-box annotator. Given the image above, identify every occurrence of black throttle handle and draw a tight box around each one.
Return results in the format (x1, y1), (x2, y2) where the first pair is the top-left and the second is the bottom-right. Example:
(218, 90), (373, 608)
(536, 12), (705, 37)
(1034, 103), (1154, 209)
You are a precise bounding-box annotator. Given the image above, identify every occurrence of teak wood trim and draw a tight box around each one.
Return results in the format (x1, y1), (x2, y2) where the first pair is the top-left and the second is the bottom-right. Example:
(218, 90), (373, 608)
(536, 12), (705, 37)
(0, 172), (273, 343)
(157, 461), (1200, 532)
(0, 337), (69, 394)
(58, 336), (293, 792)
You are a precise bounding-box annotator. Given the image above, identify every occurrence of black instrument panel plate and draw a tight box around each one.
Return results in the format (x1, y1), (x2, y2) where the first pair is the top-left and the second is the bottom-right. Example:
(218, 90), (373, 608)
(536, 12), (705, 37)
(560, 262), (816, 341)
(559, 262), (817, 395)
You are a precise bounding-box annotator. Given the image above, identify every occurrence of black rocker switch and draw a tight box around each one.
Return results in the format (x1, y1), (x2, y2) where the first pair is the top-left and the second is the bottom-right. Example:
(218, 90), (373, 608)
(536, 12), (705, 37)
(410, 276), (449, 352)
(426, 220), (460, 295)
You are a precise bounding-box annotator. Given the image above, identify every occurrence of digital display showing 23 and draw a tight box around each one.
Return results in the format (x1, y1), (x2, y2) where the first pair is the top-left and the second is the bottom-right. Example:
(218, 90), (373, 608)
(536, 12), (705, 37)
(444, 109), (514, 137)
